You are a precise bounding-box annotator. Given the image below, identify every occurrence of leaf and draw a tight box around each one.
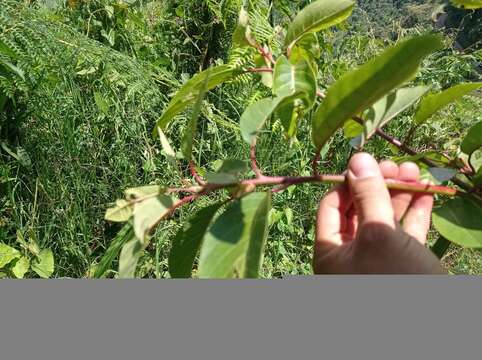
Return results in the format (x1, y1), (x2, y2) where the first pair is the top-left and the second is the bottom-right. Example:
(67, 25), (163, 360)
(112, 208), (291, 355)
(0, 243), (21, 268)
(125, 185), (165, 199)
(118, 237), (143, 279)
(181, 68), (210, 159)
(94, 92), (109, 115)
(153, 66), (241, 136)
(312, 35), (443, 150)
(461, 121), (482, 155)
(421, 168), (457, 185)
(0, 39), (18, 59)
(474, 168), (482, 188)
(284, 0), (355, 51)
(232, 8), (255, 47)
(105, 199), (134, 223)
(31, 249), (54, 278)
(198, 192), (271, 279)
(169, 203), (222, 278)
(240, 97), (286, 144)
(94, 223), (134, 279)
(157, 129), (177, 166)
(133, 194), (178, 243)
(272, 56), (317, 137)
(360, 86), (429, 145)
(415, 82), (482, 125)
(0, 59), (25, 80)
(433, 197), (482, 248)
(451, 0), (482, 9)
(214, 159), (248, 174)
(289, 33), (321, 61)
(12, 256), (30, 279)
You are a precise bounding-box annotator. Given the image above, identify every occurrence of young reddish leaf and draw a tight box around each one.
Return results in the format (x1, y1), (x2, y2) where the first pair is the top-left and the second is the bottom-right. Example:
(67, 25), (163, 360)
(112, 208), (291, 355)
(312, 35), (443, 150)
(415, 82), (482, 125)
(198, 192), (271, 278)
(169, 203), (222, 278)
(284, 0), (355, 51)
(433, 197), (482, 248)
(461, 121), (482, 155)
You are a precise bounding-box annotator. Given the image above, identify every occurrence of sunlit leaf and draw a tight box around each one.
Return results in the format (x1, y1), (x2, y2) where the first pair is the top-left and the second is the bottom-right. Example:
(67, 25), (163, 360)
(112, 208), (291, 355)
(232, 8), (255, 47)
(105, 199), (134, 223)
(0, 243), (21, 268)
(461, 121), (482, 155)
(118, 237), (143, 279)
(433, 197), (482, 248)
(153, 66), (242, 136)
(451, 0), (482, 9)
(133, 195), (178, 243)
(312, 35), (443, 150)
(285, 0), (355, 51)
(169, 203), (222, 278)
(31, 249), (54, 278)
(124, 185), (165, 199)
(415, 82), (482, 125)
(289, 33), (321, 61)
(198, 192), (271, 278)
(12, 256), (30, 279)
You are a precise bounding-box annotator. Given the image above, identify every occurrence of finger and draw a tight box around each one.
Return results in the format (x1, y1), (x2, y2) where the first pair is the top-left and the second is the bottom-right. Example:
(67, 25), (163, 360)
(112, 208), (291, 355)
(347, 153), (395, 228)
(316, 186), (351, 248)
(379, 160), (399, 180)
(403, 192), (434, 245)
(391, 162), (420, 221)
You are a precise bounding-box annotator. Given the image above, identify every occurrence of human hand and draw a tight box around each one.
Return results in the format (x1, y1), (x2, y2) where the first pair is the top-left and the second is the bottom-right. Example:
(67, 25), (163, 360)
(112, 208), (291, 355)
(313, 153), (446, 274)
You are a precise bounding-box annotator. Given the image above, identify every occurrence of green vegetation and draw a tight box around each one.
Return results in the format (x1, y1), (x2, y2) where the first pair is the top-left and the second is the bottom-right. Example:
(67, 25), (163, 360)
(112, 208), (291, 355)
(1, 0), (481, 278)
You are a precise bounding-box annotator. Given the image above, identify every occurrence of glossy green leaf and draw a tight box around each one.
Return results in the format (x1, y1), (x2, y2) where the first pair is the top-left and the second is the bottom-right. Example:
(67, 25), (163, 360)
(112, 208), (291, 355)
(451, 0), (482, 9)
(133, 194), (178, 243)
(312, 35), (443, 150)
(118, 237), (143, 279)
(105, 199), (134, 223)
(169, 203), (222, 278)
(461, 121), (482, 155)
(181, 68), (210, 159)
(198, 192), (271, 279)
(0, 243), (21, 268)
(433, 197), (482, 248)
(285, 0), (355, 51)
(31, 249), (54, 278)
(359, 86), (429, 145)
(240, 97), (286, 144)
(12, 256), (30, 279)
(94, 223), (134, 279)
(415, 82), (482, 124)
(153, 66), (241, 136)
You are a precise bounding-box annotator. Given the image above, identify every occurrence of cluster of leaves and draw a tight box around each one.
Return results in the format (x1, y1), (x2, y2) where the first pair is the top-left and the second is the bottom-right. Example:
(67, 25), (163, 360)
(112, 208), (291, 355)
(101, 0), (482, 279)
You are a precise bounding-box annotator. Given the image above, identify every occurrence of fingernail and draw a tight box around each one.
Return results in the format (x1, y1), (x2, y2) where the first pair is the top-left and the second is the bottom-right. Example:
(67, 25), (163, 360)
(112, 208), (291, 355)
(348, 153), (379, 179)
(348, 166), (378, 180)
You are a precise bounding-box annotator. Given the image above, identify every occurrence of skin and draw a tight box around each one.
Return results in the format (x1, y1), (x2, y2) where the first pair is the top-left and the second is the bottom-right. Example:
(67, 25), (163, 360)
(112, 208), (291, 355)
(313, 152), (446, 274)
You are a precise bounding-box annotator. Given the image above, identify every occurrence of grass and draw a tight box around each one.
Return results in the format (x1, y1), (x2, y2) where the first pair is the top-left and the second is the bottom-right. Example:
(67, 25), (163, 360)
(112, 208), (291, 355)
(1, 0), (481, 278)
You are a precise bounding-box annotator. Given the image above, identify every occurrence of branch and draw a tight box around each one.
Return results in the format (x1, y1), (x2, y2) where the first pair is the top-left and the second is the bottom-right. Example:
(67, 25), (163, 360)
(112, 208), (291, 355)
(257, 45), (275, 65)
(248, 67), (273, 73)
(189, 161), (206, 186)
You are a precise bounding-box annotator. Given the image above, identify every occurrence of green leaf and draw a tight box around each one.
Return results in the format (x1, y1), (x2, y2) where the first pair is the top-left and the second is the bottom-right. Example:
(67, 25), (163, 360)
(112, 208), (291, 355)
(0, 243), (21, 268)
(232, 8), (255, 47)
(94, 92), (109, 115)
(118, 237), (143, 279)
(169, 203), (222, 278)
(214, 159), (248, 174)
(181, 68), (210, 159)
(289, 33), (321, 61)
(415, 82), (482, 125)
(12, 256), (30, 279)
(358, 86), (429, 145)
(273, 56), (317, 137)
(125, 185), (165, 199)
(157, 128), (177, 166)
(105, 199), (134, 223)
(240, 97), (286, 144)
(0, 59), (25, 80)
(94, 223), (134, 279)
(31, 249), (54, 278)
(461, 121), (482, 155)
(473, 168), (482, 188)
(312, 35), (443, 150)
(133, 194), (178, 243)
(284, 0), (355, 51)
(0, 39), (18, 59)
(433, 197), (482, 248)
(198, 192), (271, 279)
(153, 66), (241, 136)
(451, 0), (482, 9)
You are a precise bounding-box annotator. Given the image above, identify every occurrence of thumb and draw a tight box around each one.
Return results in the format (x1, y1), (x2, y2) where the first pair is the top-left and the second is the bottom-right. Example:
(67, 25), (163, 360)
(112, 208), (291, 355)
(347, 153), (395, 228)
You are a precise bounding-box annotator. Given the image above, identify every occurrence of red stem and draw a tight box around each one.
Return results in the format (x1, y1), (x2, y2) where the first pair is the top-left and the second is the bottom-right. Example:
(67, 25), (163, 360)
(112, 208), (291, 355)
(257, 45), (275, 65)
(189, 161), (206, 186)
(248, 67), (273, 73)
